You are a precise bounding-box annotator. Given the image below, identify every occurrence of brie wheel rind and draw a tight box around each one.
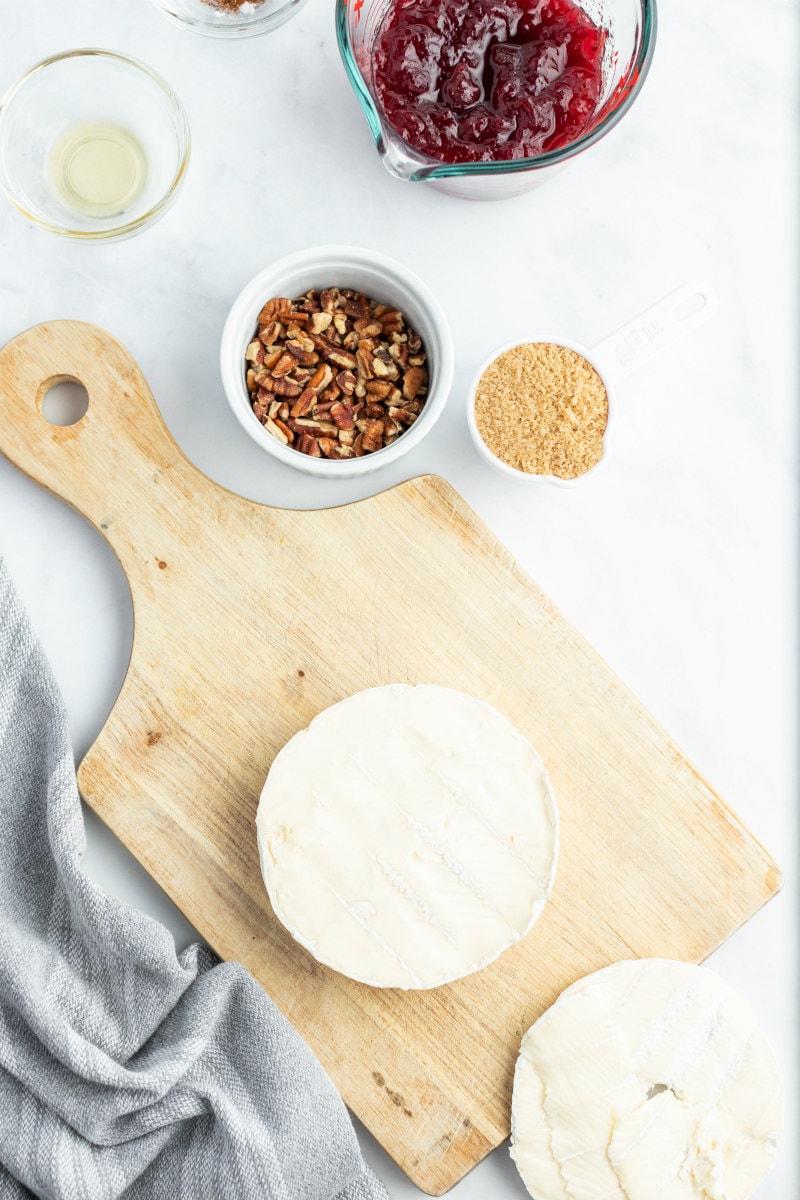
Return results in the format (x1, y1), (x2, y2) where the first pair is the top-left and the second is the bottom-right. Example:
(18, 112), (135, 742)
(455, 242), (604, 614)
(511, 959), (782, 1200)
(256, 684), (558, 989)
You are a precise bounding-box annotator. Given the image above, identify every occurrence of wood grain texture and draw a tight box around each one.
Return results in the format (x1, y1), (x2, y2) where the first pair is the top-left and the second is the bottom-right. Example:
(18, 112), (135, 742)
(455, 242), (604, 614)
(0, 321), (782, 1195)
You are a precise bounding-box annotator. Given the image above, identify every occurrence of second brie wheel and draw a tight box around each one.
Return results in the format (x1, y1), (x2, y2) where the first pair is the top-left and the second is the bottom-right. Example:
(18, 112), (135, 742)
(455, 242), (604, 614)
(511, 959), (782, 1200)
(256, 684), (558, 989)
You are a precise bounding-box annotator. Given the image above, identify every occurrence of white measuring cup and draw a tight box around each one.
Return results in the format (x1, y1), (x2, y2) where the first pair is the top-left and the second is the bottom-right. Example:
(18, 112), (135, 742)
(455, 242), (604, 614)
(467, 281), (719, 488)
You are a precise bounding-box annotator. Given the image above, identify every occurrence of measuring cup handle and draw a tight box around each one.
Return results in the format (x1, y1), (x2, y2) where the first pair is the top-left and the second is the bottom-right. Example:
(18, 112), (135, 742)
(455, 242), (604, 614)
(591, 281), (719, 385)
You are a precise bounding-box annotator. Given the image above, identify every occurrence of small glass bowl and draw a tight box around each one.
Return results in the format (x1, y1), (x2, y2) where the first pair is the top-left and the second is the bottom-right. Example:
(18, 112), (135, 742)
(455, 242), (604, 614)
(150, 0), (309, 38)
(0, 49), (190, 242)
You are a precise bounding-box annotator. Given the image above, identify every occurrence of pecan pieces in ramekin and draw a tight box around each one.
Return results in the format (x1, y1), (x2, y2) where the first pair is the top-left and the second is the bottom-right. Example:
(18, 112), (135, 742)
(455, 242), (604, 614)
(245, 288), (428, 459)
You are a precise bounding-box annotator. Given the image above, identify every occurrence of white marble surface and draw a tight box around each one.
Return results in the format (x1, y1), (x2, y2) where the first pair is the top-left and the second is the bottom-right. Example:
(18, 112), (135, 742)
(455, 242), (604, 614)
(0, 1), (797, 1197)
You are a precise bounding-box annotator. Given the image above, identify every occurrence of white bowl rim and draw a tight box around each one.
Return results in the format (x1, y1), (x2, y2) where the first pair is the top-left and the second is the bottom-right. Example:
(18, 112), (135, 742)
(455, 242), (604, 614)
(220, 244), (455, 478)
(466, 335), (617, 489)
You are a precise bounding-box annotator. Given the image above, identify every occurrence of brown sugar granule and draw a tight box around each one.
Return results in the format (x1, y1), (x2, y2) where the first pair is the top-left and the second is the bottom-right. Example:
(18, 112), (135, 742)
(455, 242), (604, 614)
(474, 342), (608, 479)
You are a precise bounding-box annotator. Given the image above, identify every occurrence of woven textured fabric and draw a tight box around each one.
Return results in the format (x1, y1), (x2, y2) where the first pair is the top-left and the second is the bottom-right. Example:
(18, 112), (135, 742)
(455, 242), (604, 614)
(0, 560), (389, 1200)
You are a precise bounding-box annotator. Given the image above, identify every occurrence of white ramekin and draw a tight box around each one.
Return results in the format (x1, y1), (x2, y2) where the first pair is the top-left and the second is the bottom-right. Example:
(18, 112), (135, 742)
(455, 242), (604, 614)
(220, 245), (454, 477)
(467, 337), (617, 489)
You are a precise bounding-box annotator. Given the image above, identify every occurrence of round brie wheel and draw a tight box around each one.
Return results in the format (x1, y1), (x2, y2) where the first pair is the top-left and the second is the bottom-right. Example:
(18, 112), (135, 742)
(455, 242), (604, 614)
(511, 959), (782, 1200)
(256, 683), (558, 989)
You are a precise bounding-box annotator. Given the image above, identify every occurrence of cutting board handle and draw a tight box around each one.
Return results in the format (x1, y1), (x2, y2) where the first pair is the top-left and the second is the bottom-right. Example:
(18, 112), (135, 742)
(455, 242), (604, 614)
(0, 320), (187, 538)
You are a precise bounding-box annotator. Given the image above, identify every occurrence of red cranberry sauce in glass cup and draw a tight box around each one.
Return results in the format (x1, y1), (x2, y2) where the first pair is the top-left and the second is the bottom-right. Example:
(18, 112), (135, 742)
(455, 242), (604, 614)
(373, 0), (608, 165)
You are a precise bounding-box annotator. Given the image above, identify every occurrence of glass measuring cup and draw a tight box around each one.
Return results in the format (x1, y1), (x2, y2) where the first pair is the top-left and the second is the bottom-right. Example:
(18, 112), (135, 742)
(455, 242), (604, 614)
(335, 0), (657, 200)
(467, 281), (719, 486)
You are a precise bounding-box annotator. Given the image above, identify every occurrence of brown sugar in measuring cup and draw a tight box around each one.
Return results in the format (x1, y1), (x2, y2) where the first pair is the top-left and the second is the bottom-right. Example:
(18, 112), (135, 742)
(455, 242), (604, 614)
(467, 282), (719, 488)
(473, 342), (609, 481)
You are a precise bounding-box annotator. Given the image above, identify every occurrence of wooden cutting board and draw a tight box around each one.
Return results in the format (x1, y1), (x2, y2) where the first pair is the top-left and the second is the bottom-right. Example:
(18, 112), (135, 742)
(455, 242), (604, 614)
(0, 321), (781, 1195)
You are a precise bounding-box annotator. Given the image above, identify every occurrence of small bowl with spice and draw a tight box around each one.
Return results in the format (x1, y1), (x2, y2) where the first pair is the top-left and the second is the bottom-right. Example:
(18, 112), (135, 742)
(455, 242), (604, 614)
(468, 339), (615, 488)
(221, 245), (454, 477)
(150, 0), (309, 38)
(0, 50), (189, 241)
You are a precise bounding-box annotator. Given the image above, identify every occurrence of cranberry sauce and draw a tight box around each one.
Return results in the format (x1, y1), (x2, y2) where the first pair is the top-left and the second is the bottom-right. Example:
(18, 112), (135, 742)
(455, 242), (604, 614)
(373, 0), (607, 165)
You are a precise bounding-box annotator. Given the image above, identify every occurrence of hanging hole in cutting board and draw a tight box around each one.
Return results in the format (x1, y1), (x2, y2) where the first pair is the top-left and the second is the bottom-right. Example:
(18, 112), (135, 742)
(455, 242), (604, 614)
(42, 379), (89, 426)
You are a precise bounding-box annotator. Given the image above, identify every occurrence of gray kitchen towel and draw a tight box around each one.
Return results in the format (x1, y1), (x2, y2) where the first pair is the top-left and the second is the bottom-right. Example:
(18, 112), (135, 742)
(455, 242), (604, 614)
(0, 560), (390, 1200)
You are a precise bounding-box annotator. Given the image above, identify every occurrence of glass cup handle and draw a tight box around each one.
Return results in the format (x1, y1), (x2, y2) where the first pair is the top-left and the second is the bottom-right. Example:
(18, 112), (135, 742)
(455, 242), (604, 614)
(591, 281), (719, 385)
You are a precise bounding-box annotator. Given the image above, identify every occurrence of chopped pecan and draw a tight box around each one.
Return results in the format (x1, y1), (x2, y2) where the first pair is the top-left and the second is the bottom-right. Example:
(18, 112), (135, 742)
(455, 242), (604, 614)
(356, 346), (375, 379)
(344, 297), (369, 320)
(271, 352), (296, 378)
(285, 341), (317, 365)
(258, 297), (292, 324)
(330, 402), (356, 430)
(296, 433), (321, 457)
(361, 420), (384, 453)
(327, 349), (358, 370)
(388, 407), (418, 425)
(403, 366), (425, 401)
(309, 363), (334, 392)
(264, 416), (289, 444)
(269, 377), (302, 398)
(259, 321), (283, 346)
(354, 319), (382, 336)
(290, 387), (317, 418)
(336, 370), (356, 395)
(310, 312), (333, 335)
(291, 418), (338, 437)
(365, 380), (392, 398)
